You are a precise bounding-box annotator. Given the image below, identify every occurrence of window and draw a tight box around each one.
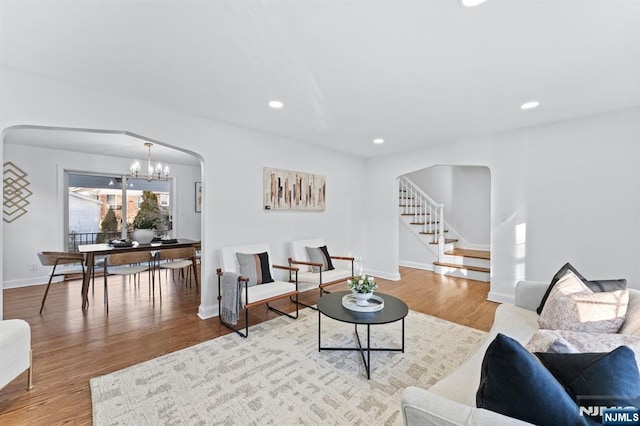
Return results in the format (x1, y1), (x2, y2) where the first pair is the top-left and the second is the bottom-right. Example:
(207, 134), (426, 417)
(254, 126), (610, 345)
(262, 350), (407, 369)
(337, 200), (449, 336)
(106, 194), (122, 210)
(66, 173), (172, 251)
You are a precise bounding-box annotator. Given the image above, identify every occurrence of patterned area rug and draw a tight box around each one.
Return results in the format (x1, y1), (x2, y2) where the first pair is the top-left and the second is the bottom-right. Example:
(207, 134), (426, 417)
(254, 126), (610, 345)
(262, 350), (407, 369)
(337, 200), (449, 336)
(91, 308), (486, 425)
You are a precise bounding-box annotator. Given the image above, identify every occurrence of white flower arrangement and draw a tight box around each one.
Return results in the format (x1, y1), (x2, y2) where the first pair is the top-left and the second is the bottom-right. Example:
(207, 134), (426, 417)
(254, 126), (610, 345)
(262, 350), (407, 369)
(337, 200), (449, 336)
(347, 275), (378, 294)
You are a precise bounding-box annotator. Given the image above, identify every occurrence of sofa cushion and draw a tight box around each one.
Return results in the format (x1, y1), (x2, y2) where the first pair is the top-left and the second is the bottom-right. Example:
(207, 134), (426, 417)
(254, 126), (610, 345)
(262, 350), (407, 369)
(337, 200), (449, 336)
(526, 329), (640, 369)
(525, 329), (579, 354)
(536, 262), (626, 314)
(305, 245), (334, 273)
(620, 290), (640, 336)
(538, 270), (628, 333)
(536, 346), (640, 425)
(476, 333), (587, 426)
(236, 252), (274, 286)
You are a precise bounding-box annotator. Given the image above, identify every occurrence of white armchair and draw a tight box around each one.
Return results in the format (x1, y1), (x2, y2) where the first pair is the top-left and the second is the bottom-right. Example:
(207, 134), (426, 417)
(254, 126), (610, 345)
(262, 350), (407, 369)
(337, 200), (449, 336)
(218, 243), (299, 337)
(0, 319), (33, 390)
(288, 238), (354, 307)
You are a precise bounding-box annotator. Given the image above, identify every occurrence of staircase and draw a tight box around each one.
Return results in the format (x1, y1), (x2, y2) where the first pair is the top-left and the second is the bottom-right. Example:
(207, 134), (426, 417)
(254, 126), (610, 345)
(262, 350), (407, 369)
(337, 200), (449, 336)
(399, 176), (490, 282)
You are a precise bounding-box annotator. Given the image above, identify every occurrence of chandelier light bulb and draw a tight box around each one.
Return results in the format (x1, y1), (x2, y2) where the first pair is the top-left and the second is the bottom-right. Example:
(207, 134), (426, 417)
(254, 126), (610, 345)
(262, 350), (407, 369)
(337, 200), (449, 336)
(130, 161), (141, 177)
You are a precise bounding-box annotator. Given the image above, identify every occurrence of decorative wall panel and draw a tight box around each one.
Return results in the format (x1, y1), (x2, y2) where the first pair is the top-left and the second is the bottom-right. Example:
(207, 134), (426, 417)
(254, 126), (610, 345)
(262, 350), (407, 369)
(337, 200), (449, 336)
(3, 162), (32, 223)
(263, 167), (325, 211)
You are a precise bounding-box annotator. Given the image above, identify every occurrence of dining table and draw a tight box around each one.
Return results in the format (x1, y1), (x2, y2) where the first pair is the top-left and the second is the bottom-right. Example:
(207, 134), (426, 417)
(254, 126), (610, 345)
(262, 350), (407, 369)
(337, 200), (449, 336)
(78, 238), (200, 310)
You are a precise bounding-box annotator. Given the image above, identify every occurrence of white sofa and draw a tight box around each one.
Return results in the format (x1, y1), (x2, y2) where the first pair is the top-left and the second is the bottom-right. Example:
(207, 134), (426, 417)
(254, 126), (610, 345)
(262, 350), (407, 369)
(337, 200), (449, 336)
(401, 281), (640, 425)
(0, 319), (33, 390)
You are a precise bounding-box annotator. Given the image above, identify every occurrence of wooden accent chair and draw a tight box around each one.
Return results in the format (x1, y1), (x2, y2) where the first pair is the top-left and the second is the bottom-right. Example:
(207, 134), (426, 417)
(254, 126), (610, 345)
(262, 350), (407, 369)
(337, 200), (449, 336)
(288, 238), (354, 309)
(156, 247), (198, 292)
(37, 251), (86, 314)
(103, 251), (153, 313)
(217, 243), (299, 338)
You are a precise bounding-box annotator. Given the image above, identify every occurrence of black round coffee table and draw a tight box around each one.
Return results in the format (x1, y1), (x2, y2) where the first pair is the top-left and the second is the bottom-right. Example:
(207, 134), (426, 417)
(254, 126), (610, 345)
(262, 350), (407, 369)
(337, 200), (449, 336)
(316, 291), (409, 379)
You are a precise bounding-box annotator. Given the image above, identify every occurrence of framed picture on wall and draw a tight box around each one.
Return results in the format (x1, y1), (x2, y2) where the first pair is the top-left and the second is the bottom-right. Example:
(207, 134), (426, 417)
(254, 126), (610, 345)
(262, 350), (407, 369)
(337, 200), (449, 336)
(195, 182), (202, 213)
(263, 167), (326, 211)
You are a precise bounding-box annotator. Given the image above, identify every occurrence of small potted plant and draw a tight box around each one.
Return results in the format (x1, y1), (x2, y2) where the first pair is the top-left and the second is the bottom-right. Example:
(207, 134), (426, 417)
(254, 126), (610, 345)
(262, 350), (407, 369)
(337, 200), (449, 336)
(347, 275), (378, 306)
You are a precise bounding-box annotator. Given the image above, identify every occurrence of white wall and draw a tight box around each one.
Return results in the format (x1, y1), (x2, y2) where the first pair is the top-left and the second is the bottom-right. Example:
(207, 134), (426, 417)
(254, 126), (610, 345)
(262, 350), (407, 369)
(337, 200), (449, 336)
(2, 143), (201, 289)
(3, 66), (638, 318)
(450, 166), (490, 248)
(0, 68), (365, 319)
(365, 107), (640, 303)
(398, 223), (437, 270)
(408, 165), (454, 208)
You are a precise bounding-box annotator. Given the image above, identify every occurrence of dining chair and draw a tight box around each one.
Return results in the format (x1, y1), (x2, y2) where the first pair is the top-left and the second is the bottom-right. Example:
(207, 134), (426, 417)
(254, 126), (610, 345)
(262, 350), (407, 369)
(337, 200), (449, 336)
(156, 247), (198, 292)
(103, 251), (153, 313)
(37, 251), (86, 314)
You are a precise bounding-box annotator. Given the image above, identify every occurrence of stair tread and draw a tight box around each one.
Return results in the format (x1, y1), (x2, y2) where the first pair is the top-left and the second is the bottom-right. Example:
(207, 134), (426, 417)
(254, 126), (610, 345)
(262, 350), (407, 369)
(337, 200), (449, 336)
(429, 239), (458, 245)
(419, 230), (448, 235)
(410, 221), (439, 225)
(445, 249), (491, 260)
(434, 261), (490, 273)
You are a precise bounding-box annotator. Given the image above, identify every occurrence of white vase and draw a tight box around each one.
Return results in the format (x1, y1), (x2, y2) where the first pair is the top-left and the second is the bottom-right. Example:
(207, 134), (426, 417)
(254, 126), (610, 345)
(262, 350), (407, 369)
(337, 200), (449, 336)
(132, 229), (155, 244)
(353, 291), (374, 306)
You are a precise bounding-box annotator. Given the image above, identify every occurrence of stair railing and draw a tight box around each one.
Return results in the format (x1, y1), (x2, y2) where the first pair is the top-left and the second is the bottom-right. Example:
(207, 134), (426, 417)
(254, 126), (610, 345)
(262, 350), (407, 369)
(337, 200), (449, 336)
(399, 176), (446, 253)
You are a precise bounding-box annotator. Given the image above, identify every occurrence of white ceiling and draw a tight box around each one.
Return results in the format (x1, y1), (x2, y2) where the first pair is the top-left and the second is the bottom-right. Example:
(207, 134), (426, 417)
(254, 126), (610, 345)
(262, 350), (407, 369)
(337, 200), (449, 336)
(2, 0), (639, 158)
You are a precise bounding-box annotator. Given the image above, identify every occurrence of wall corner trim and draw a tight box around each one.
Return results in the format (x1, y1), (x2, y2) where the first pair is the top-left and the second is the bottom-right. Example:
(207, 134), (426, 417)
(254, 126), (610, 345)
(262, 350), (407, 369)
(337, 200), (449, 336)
(197, 303), (219, 320)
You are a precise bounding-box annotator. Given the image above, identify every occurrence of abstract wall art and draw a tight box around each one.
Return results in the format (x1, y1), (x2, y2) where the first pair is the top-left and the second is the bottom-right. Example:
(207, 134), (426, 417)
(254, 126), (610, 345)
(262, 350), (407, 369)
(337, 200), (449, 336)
(263, 167), (325, 211)
(3, 162), (33, 223)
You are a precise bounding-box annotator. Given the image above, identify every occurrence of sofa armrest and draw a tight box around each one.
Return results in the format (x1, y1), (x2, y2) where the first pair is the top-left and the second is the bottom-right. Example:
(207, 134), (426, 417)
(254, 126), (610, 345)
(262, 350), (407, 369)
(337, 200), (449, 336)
(514, 281), (548, 311)
(401, 387), (531, 425)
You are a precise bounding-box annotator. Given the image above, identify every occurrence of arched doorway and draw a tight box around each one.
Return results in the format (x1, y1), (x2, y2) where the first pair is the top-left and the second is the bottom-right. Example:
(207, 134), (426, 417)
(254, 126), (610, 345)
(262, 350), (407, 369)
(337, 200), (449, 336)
(398, 164), (491, 281)
(2, 125), (204, 313)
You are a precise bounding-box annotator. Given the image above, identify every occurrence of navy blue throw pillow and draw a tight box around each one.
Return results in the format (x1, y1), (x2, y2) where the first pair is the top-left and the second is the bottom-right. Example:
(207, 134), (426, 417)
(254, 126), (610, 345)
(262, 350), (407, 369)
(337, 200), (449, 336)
(477, 333), (590, 426)
(536, 346), (640, 424)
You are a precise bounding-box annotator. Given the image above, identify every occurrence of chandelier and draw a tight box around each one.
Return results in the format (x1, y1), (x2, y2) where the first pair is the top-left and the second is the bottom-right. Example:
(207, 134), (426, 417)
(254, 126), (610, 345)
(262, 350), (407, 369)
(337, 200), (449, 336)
(129, 142), (170, 182)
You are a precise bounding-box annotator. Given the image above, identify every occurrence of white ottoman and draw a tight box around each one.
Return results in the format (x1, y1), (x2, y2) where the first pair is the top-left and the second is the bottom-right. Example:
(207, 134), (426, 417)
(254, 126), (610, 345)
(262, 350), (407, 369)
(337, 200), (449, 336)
(0, 319), (33, 390)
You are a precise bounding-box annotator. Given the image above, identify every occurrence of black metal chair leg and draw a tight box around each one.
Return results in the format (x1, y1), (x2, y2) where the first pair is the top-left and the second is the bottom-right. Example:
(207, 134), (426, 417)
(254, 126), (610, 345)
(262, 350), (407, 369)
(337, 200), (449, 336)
(267, 297), (299, 319)
(219, 307), (249, 338)
(291, 295), (318, 310)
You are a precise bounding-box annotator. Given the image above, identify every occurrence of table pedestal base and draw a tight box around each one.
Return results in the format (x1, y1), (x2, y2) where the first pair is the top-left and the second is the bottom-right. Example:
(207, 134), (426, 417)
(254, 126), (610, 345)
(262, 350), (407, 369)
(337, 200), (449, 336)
(318, 314), (405, 379)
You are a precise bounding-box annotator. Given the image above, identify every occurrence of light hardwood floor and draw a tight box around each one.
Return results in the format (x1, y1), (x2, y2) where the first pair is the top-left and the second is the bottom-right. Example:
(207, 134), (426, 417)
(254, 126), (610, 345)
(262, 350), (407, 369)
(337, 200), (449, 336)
(0, 267), (498, 424)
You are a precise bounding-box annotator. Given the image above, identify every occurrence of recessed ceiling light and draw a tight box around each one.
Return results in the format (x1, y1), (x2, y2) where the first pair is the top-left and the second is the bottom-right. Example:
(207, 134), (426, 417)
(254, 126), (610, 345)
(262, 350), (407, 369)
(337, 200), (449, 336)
(373, 138), (384, 145)
(268, 100), (284, 109)
(520, 101), (540, 110)
(460, 0), (487, 7)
